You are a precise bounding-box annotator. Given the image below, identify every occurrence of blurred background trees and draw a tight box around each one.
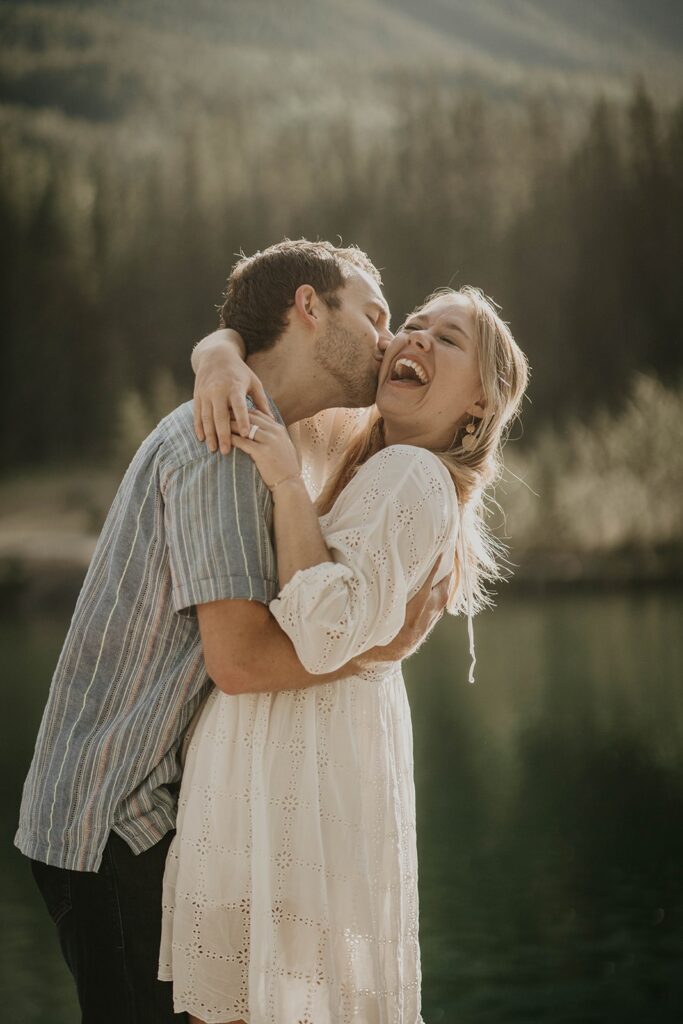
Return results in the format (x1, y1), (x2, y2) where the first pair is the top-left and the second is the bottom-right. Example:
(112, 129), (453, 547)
(2, 82), (681, 464)
(1, 0), (682, 566)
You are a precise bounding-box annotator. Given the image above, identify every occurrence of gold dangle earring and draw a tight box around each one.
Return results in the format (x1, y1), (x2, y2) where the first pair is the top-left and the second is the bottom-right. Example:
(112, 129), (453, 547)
(461, 418), (477, 451)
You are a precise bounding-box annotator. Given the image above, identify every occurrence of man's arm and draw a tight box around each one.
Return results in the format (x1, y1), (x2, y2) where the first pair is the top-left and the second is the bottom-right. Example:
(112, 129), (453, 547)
(198, 600), (361, 694)
(192, 328), (273, 452)
(198, 561), (448, 695)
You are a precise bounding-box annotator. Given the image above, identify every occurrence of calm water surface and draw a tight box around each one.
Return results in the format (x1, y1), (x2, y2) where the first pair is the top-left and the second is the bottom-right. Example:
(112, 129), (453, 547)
(2, 589), (682, 1023)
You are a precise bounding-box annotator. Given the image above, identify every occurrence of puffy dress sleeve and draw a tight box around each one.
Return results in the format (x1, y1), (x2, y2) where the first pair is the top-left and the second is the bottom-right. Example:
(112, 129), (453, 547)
(269, 444), (457, 673)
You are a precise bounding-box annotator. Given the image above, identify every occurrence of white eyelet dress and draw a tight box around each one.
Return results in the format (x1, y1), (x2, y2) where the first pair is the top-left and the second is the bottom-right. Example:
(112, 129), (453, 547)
(158, 443), (458, 1024)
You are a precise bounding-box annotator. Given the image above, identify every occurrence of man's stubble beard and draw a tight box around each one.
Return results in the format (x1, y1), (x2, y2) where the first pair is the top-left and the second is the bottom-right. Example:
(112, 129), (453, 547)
(313, 317), (378, 408)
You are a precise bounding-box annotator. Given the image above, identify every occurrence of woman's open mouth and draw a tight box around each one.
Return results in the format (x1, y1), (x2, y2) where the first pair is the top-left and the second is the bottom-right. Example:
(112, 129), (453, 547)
(389, 357), (430, 388)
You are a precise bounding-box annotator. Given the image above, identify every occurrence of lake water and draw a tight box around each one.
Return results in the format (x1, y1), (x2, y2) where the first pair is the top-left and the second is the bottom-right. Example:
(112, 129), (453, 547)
(2, 588), (682, 1023)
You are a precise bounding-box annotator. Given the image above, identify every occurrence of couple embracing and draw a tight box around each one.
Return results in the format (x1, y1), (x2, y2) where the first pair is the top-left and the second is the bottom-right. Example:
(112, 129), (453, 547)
(15, 238), (529, 1023)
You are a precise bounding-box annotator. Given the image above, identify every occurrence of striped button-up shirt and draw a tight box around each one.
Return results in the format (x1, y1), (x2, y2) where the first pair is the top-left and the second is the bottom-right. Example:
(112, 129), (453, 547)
(14, 398), (280, 872)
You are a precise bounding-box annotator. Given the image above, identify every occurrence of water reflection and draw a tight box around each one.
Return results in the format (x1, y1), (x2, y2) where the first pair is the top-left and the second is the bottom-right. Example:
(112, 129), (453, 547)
(3, 590), (682, 1022)
(408, 589), (683, 1022)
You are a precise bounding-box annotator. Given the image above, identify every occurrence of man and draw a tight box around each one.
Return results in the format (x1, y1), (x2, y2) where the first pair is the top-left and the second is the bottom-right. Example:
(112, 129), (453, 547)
(15, 239), (447, 1022)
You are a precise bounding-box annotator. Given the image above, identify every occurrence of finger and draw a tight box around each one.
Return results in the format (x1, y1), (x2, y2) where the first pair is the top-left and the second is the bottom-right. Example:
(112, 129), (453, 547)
(194, 394), (206, 442)
(230, 433), (259, 454)
(247, 409), (278, 426)
(214, 401), (233, 455)
(416, 560), (440, 603)
(251, 380), (274, 418)
(230, 391), (252, 438)
(230, 421), (266, 444)
(431, 576), (450, 614)
(412, 560), (443, 617)
(426, 558), (441, 585)
(404, 575), (432, 626)
(236, 412), (279, 438)
(230, 417), (250, 436)
(230, 421), (276, 447)
(201, 407), (219, 453)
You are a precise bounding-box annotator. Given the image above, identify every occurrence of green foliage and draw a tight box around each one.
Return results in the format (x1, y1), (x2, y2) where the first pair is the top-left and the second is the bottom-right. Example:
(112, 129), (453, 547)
(502, 371), (683, 552)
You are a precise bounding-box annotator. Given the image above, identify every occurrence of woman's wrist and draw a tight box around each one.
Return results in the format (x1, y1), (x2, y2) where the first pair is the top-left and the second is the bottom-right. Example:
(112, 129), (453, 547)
(270, 473), (305, 499)
(271, 472), (332, 586)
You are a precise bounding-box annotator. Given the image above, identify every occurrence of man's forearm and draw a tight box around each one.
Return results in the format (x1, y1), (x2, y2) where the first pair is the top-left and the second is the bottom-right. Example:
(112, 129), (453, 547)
(215, 609), (363, 694)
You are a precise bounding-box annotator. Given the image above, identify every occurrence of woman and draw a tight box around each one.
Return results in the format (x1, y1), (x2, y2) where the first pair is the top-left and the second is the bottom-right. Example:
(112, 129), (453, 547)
(158, 286), (529, 1023)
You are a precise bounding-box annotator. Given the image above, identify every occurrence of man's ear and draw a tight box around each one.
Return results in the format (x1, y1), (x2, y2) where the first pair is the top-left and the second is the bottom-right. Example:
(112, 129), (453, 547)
(292, 284), (322, 330)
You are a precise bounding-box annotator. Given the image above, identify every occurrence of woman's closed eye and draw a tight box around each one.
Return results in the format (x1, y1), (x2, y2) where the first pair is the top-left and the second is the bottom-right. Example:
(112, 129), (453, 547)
(404, 323), (459, 347)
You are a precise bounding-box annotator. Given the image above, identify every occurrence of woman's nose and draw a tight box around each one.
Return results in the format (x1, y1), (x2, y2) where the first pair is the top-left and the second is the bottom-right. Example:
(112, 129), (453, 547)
(413, 330), (432, 350)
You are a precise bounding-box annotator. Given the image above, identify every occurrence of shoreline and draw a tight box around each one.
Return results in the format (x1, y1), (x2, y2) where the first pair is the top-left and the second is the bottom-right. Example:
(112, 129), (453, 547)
(2, 542), (682, 616)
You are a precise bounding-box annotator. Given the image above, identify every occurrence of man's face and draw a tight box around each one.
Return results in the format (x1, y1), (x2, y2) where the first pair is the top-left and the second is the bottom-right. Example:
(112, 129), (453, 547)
(313, 269), (392, 407)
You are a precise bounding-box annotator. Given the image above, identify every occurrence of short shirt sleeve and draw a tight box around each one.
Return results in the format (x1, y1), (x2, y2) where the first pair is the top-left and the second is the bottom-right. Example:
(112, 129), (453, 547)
(163, 447), (277, 616)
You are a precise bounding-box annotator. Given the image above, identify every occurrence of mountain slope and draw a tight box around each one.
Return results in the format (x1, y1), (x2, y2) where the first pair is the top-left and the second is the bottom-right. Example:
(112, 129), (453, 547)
(0, 0), (681, 129)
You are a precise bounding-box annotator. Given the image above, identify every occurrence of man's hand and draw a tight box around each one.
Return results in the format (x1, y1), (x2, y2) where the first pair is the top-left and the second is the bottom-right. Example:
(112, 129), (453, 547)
(192, 329), (273, 455)
(358, 560), (449, 666)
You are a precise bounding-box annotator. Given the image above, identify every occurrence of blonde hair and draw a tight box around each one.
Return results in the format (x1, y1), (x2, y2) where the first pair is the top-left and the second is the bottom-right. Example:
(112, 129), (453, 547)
(317, 285), (531, 682)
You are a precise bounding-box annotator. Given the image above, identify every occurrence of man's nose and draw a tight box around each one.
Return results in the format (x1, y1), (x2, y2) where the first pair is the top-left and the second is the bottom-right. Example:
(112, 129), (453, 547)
(377, 327), (394, 353)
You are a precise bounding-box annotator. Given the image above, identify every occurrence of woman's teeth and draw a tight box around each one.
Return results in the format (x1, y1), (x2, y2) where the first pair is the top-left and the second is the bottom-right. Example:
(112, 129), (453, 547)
(392, 358), (428, 384)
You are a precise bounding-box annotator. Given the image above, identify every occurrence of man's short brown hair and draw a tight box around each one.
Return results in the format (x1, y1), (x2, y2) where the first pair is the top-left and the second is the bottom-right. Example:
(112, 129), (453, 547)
(219, 238), (382, 355)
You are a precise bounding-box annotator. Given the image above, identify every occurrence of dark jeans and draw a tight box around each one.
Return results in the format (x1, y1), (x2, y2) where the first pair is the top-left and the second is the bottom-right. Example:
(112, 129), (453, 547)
(30, 828), (187, 1023)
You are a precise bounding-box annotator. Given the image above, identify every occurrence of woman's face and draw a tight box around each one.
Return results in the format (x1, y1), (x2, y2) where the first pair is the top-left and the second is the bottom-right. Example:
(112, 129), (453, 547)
(375, 293), (485, 449)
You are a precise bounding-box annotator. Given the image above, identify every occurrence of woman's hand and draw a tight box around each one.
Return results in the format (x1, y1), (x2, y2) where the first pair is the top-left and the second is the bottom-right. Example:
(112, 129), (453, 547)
(192, 328), (273, 455)
(230, 411), (303, 494)
(359, 560), (449, 664)
(233, 410), (330, 586)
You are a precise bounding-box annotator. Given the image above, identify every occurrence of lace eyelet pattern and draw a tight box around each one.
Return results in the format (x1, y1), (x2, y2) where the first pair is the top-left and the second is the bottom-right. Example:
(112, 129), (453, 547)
(158, 443), (457, 1022)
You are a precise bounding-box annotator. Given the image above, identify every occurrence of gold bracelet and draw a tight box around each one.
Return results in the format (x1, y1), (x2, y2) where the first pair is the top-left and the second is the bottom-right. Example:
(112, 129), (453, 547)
(270, 473), (303, 493)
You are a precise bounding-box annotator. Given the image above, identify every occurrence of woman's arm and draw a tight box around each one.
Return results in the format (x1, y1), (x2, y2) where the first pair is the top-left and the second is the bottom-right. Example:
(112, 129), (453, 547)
(192, 328), (273, 453)
(272, 477), (331, 586)
(271, 447), (455, 673)
(233, 415), (456, 674)
(230, 410), (333, 586)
